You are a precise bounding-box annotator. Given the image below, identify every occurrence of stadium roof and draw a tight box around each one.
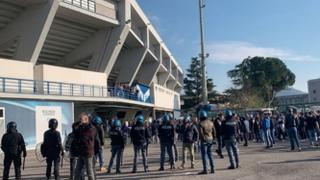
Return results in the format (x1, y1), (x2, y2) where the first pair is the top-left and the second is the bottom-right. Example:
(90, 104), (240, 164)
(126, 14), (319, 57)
(276, 87), (307, 97)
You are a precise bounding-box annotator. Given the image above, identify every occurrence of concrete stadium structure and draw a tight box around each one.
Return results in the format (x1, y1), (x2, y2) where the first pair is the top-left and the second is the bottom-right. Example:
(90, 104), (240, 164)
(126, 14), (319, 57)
(0, 0), (183, 146)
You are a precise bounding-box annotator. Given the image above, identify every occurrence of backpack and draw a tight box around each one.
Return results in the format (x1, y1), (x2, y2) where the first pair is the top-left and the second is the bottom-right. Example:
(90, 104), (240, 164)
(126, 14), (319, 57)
(64, 133), (74, 152)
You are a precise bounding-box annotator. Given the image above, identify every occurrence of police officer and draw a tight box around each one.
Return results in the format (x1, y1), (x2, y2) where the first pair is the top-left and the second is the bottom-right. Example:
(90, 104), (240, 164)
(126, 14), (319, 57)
(158, 114), (175, 171)
(222, 110), (240, 169)
(92, 116), (106, 172)
(43, 119), (64, 180)
(198, 110), (216, 174)
(180, 115), (199, 169)
(107, 119), (125, 174)
(130, 115), (150, 173)
(1, 121), (27, 180)
(214, 113), (224, 158)
(120, 121), (130, 166)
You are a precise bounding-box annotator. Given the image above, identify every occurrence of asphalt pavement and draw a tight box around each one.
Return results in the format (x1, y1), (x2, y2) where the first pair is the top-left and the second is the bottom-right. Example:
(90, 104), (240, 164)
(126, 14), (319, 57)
(1, 139), (320, 180)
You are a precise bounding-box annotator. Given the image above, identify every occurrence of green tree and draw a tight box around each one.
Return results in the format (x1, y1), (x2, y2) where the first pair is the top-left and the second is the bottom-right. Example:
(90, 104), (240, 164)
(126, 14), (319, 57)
(183, 57), (218, 110)
(227, 56), (295, 107)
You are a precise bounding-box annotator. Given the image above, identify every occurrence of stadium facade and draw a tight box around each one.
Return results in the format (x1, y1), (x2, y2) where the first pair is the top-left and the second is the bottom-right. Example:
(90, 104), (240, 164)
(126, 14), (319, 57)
(0, 0), (183, 147)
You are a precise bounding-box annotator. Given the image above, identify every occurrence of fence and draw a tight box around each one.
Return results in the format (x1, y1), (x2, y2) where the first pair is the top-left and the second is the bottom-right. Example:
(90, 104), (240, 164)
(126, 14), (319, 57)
(63, 0), (96, 12)
(0, 77), (152, 103)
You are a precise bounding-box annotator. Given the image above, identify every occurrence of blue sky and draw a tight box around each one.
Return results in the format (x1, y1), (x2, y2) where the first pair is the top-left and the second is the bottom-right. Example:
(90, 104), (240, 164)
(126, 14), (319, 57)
(137, 0), (320, 93)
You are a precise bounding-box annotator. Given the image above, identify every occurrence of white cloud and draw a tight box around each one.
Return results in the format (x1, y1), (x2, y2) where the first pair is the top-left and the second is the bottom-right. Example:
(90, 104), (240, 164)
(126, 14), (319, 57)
(206, 41), (319, 64)
(149, 15), (160, 24)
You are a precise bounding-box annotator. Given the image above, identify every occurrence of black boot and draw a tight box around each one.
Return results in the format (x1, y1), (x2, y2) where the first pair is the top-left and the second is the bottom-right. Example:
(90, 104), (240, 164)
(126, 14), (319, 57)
(198, 170), (209, 175)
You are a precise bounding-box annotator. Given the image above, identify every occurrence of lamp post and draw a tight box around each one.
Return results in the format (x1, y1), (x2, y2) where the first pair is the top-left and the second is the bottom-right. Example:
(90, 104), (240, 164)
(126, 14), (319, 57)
(198, 0), (208, 104)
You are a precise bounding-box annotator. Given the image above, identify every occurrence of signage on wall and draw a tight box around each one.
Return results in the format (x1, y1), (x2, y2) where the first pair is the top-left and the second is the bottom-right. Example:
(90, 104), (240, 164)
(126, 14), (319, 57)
(0, 107), (5, 138)
(35, 106), (62, 143)
(0, 107), (4, 119)
(136, 83), (152, 103)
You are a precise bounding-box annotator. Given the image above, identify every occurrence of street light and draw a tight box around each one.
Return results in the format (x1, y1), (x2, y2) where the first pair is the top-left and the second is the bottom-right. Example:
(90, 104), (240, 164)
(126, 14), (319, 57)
(198, 0), (208, 104)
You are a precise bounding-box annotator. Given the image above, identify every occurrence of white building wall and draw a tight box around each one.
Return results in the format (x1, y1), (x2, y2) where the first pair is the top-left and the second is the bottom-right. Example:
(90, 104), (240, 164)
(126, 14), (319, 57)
(152, 84), (180, 111)
(34, 64), (107, 96)
(308, 79), (320, 103)
(0, 58), (34, 79)
(0, 58), (34, 93)
(34, 64), (106, 86)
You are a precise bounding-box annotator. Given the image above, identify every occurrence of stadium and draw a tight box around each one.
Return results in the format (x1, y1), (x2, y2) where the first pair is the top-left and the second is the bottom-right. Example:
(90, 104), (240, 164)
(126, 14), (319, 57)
(0, 0), (183, 147)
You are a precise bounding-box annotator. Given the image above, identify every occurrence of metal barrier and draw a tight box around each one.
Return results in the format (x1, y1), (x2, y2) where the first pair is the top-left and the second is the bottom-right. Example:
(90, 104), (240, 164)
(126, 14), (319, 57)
(0, 77), (152, 103)
(63, 0), (96, 12)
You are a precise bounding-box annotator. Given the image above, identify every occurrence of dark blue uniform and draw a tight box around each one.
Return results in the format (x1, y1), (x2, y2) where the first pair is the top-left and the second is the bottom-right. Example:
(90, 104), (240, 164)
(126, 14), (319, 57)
(108, 127), (125, 173)
(130, 122), (150, 172)
(1, 131), (26, 180)
(43, 129), (63, 179)
(158, 123), (175, 169)
(222, 119), (240, 169)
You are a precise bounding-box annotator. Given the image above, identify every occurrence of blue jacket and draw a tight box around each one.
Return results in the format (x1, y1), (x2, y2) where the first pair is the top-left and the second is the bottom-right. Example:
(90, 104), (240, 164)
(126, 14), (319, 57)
(261, 118), (271, 130)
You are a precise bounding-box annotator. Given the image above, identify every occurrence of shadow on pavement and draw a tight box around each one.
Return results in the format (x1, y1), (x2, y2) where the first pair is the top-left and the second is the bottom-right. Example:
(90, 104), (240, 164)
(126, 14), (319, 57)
(263, 158), (320, 165)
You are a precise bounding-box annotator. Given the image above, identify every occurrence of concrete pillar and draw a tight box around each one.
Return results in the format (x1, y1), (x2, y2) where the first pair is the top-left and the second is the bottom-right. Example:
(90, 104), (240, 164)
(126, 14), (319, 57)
(61, 29), (111, 67)
(123, 109), (137, 122)
(115, 47), (148, 85)
(152, 108), (156, 120)
(0, 0), (59, 63)
(166, 79), (177, 90)
(135, 59), (160, 86)
(157, 71), (170, 86)
(142, 110), (151, 122)
(89, 0), (131, 76)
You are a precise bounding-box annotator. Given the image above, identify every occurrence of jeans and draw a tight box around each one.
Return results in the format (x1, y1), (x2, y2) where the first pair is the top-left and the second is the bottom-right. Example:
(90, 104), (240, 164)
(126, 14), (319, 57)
(200, 142), (214, 172)
(73, 156), (95, 180)
(243, 132), (248, 146)
(120, 148), (125, 166)
(152, 135), (159, 144)
(224, 138), (239, 168)
(160, 143), (175, 168)
(146, 144), (150, 157)
(96, 148), (104, 168)
(181, 143), (195, 167)
(277, 127), (286, 140)
(3, 154), (21, 180)
(133, 145), (148, 172)
(216, 136), (224, 155)
(263, 129), (273, 147)
(108, 145), (122, 172)
(46, 156), (60, 179)
(287, 127), (301, 150)
(307, 129), (318, 145)
(173, 143), (179, 162)
(255, 130), (263, 142)
(270, 129), (276, 144)
(260, 130), (265, 143)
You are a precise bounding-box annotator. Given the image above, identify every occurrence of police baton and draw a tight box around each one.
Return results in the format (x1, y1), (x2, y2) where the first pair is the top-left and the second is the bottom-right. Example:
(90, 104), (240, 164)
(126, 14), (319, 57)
(22, 157), (26, 170)
(61, 154), (64, 168)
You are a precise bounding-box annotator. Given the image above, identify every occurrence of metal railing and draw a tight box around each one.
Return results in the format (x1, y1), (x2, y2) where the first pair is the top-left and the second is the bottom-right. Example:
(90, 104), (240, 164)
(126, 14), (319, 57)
(63, 0), (96, 13)
(0, 77), (152, 103)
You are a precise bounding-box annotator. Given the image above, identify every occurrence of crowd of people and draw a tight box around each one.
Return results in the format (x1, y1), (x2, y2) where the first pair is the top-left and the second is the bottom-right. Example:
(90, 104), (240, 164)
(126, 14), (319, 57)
(1, 107), (320, 180)
(109, 82), (147, 102)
